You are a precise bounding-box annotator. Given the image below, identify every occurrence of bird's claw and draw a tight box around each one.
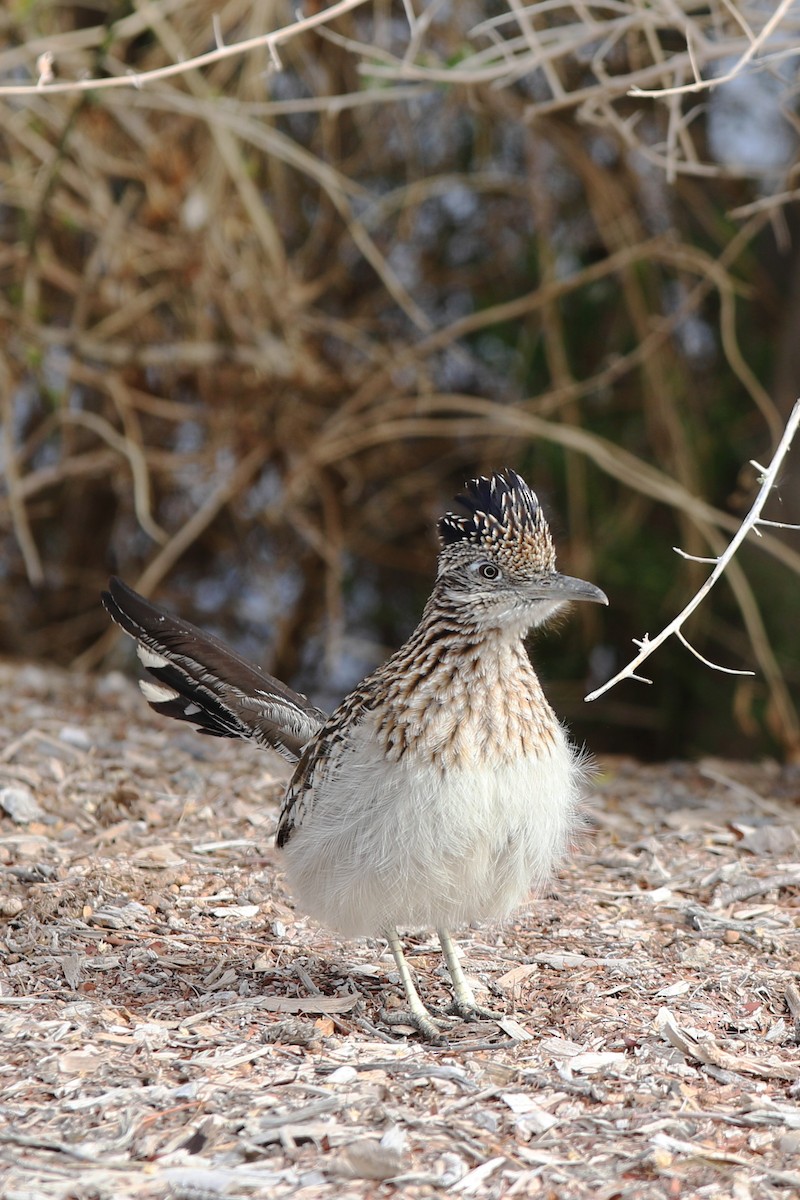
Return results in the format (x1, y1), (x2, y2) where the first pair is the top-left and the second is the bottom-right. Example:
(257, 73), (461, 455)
(380, 1005), (451, 1044)
(446, 998), (504, 1023)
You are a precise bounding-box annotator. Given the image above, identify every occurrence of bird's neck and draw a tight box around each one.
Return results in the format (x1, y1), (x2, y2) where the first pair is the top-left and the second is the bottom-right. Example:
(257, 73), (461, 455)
(371, 599), (559, 767)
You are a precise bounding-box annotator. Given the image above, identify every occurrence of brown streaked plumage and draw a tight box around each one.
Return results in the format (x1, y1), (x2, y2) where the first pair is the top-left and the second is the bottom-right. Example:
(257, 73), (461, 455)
(102, 469), (607, 1041)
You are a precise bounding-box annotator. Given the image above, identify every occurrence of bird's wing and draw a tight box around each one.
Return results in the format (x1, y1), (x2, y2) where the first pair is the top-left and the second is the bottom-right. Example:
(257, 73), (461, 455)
(102, 577), (327, 763)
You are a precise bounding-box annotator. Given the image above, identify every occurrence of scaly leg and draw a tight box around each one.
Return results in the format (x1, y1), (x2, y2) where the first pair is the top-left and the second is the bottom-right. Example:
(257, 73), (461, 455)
(438, 928), (503, 1022)
(380, 928), (449, 1043)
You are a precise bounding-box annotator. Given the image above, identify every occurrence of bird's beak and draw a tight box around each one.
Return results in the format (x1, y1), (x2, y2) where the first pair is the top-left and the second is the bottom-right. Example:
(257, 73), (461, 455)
(531, 573), (609, 605)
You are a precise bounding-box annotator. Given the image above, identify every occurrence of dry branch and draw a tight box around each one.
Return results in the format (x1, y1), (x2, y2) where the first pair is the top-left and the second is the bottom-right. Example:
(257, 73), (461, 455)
(1, 0), (799, 753)
(585, 401), (800, 708)
(629, 0), (797, 99)
(0, 0), (373, 96)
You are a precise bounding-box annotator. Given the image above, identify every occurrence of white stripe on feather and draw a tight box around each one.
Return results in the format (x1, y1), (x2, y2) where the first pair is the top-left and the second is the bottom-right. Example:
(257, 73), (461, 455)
(140, 680), (180, 703)
(137, 644), (170, 669)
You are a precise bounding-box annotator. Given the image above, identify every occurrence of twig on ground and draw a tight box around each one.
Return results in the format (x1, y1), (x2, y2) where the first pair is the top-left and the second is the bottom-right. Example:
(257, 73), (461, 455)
(712, 871), (800, 910)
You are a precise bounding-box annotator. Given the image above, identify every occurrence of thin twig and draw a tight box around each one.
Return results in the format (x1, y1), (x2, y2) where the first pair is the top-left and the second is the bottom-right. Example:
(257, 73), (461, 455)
(72, 444), (266, 671)
(630, 0), (796, 98)
(1, 376), (44, 586)
(585, 400), (800, 702)
(0, 0), (373, 95)
(675, 628), (754, 678)
(56, 410), (166, 544)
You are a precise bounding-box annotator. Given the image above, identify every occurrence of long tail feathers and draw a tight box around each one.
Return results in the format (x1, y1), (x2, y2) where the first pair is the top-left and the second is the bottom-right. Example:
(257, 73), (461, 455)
(101, 577), (327, 763)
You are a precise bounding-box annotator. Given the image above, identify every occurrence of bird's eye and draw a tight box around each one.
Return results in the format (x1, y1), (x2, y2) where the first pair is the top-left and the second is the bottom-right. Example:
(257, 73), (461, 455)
(478, 562), (500, 580)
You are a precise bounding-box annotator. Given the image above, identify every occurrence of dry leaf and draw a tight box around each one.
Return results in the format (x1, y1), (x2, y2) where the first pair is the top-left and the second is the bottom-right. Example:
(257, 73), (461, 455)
(498, 1017), (534, 1041)
(131, 843), (185, 867)
(332, 1136), (405, 1180)
(540, 1037), (585, 1059)
(736, 824), (798, 856)
(658, 1008), (800, 1081)
(568, 1052), (628, 1075)
(210, 904), (260, 919)
(497, 964), (539, 992)
(655, 981), (691, 998)
(502, 1093), (558, 1134)
(58, 1046), (103, 1075)
(61, 954), (82, 989)
(451, 1156), (506, 1194)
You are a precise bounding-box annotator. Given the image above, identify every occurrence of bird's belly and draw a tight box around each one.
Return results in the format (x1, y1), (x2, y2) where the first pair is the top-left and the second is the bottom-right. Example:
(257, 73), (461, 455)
(280, 730), (583, 938)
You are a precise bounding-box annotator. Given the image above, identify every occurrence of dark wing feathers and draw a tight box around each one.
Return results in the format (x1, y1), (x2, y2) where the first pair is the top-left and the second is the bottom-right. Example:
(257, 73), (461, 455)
(101, 577), (327, 763)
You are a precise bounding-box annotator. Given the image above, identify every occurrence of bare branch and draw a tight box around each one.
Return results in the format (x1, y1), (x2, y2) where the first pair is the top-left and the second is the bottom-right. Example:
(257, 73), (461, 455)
(629, 0), (796, 99)
(1, 377), (44, 587)
(0, 0), (372, 96)
(585, 399), (800, 702)
(675, 629), (755, 677)
(673, 548), (719, 564)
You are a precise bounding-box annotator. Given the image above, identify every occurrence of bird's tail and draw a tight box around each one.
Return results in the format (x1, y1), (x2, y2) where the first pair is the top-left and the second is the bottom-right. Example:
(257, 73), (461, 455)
(101, 577), (326, 763)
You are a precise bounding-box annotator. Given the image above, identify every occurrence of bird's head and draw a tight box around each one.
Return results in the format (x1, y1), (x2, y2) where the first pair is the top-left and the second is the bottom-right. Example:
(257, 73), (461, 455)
(435, 469), (608, 636)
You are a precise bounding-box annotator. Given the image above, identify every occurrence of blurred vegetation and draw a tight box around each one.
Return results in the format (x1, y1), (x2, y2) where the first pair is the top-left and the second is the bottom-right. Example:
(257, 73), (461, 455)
(1, 0), (799, 760)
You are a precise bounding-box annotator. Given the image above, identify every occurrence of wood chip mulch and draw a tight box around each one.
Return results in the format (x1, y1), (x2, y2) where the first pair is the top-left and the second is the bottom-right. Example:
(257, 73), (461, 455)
(2, 661), (800, 1198)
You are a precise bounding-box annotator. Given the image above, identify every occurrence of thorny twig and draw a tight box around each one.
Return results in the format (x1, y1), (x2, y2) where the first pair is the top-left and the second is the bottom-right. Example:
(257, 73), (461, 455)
(586, 400), (800, 702)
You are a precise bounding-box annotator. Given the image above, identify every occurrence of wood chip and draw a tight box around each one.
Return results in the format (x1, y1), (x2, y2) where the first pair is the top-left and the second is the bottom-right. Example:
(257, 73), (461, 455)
(258, 994), (359, 1014)
(3, 663), (800, 1198)
(658, 1008), (800, 1081)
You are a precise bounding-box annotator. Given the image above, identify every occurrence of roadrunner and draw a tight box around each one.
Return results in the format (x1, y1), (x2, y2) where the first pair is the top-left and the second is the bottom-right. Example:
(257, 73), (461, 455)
(102, 470), (607, 1039)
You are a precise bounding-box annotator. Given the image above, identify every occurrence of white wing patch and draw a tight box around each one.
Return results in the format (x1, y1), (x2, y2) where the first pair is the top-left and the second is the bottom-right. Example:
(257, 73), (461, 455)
(137, 644), (170, 669)
(139, 680), (180, 704)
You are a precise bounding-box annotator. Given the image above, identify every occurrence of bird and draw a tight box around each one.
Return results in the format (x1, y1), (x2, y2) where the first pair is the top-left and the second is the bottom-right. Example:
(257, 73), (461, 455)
(101, 469), (607, 1040)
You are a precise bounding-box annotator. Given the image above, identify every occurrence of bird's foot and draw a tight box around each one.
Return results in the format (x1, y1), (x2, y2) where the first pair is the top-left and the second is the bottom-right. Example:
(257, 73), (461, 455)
(436, 929), (504, 1026)
(380, 1005), (453, 1044)
(446, 997), (504, 1023)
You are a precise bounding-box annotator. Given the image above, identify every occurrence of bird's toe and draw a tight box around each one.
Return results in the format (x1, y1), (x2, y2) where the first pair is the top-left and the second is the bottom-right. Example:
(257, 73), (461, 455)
(380, 1005), (451, 1044)
(446, 998), (504, 1023)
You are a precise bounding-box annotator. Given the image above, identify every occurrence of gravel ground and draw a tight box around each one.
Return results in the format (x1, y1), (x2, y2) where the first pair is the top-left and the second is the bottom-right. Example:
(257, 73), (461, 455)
(1, 661), (800, 1199)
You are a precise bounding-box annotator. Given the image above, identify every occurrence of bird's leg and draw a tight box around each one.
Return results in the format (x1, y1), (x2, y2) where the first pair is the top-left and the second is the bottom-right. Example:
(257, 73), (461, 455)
(438, 928), (503, 1022)
(380, 928), (449, 1043)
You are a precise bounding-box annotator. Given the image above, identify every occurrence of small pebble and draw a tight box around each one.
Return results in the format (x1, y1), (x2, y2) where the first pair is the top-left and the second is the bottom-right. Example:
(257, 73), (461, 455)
(328, 1065), (358, 1084)
(59, 725), (91, 749)
(0, 785), (44, 824)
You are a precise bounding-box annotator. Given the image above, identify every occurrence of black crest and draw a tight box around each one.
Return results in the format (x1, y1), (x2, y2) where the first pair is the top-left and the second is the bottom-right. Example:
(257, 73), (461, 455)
(437, 470), (543, 545)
